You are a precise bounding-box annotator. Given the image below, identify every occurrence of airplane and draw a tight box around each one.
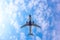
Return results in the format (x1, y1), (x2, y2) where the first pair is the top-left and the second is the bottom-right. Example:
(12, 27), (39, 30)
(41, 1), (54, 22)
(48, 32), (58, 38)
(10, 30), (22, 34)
(21, 15), (41, 36)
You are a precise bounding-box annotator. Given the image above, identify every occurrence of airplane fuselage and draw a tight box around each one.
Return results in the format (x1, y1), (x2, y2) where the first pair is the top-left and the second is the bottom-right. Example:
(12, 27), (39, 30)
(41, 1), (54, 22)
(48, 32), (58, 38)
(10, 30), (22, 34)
(29, 20), (32, 26)
(28, 20), (32, 35)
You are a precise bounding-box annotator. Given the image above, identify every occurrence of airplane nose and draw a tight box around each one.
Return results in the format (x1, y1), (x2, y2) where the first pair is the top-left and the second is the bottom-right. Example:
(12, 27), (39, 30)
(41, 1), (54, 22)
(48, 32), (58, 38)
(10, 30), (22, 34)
(29, 15), (31, 17)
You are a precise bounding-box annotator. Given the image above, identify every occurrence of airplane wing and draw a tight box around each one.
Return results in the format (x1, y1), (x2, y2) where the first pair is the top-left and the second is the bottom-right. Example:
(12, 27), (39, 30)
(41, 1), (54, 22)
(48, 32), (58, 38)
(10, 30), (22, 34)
(21, 24), (28, 28)
(32, 24), (41, 28)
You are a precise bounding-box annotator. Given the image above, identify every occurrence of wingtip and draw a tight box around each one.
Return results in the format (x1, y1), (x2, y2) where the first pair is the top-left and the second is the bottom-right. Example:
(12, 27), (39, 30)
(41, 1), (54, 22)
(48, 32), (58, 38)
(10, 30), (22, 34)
(20, 26), (23, 28)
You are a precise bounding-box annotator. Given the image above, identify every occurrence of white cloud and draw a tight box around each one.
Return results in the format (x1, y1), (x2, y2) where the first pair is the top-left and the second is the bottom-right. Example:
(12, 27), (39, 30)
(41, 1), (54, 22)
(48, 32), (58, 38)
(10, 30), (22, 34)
(3, 1), (18, 16)
(13, 20), (21, 33)
(36, 27), (42, 33)
(34, 0), (41, 6)
(10, 36), (13, 39)
(15, 0), (27, 11)
(27, 0), (47, 10)
(13, 21), (20, 31)
(51, 0), (60, 3)
(15, 38), (18, 40)
(51, 0), (55, 2)
(2, 24), (5, 29)
(34, 5), (51, 31)
(39, 2), (48, 10)
(19, 0), (24, 4)
(18, 12), (21, 17)
(10, 35), (17, 40)
(38, 3), (45, 10)
(0, 13), (3, 23)
(8, 2), (18, 12)
(35, 8), (43, 15)
(27, 0), (34, 9)
(54, 21), (60, 40)
(52, 30), (56, 40)
(12, 13), (17, 20)
(17, 12), (24, 22)
(15, 0), (27, 12)
(20, 32), (26, 40)
(36, 36), (41, 40)
(0, 24), (6, 35)
(0, 2), (4, 23)
(20, 4), (27, 11)
(27, 0), (40, 9)
(41, 21), (49, 31)
(15, 0), (20, 4)
(10, 18), (14, 25)
(56, 3), (60, 13)
(0, 0), (19, 40)
(33, 12), (49, 31)
(56, 34), (60, 40)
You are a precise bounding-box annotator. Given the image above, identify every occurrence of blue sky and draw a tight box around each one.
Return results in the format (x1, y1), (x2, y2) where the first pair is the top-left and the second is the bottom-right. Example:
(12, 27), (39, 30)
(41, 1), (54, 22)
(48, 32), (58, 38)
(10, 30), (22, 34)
(0, 0), (60, 40)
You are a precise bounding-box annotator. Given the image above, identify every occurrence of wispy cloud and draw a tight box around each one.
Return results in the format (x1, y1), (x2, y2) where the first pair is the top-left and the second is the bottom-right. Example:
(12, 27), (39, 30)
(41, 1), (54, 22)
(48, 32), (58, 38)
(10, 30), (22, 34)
(0, 0), (58, 40)
(51, 0), (60, 3)
(13, 21), (20, 32)
(20, 32), (26, 40)
(56, 3), (60, 13)
(9, 35), (17, 40)
(36, 36), (41, 40)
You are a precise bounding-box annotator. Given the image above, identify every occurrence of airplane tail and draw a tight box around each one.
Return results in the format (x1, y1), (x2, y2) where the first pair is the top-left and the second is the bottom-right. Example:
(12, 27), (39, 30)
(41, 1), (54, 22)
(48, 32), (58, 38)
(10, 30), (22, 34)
(28, 33), (34, 36)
